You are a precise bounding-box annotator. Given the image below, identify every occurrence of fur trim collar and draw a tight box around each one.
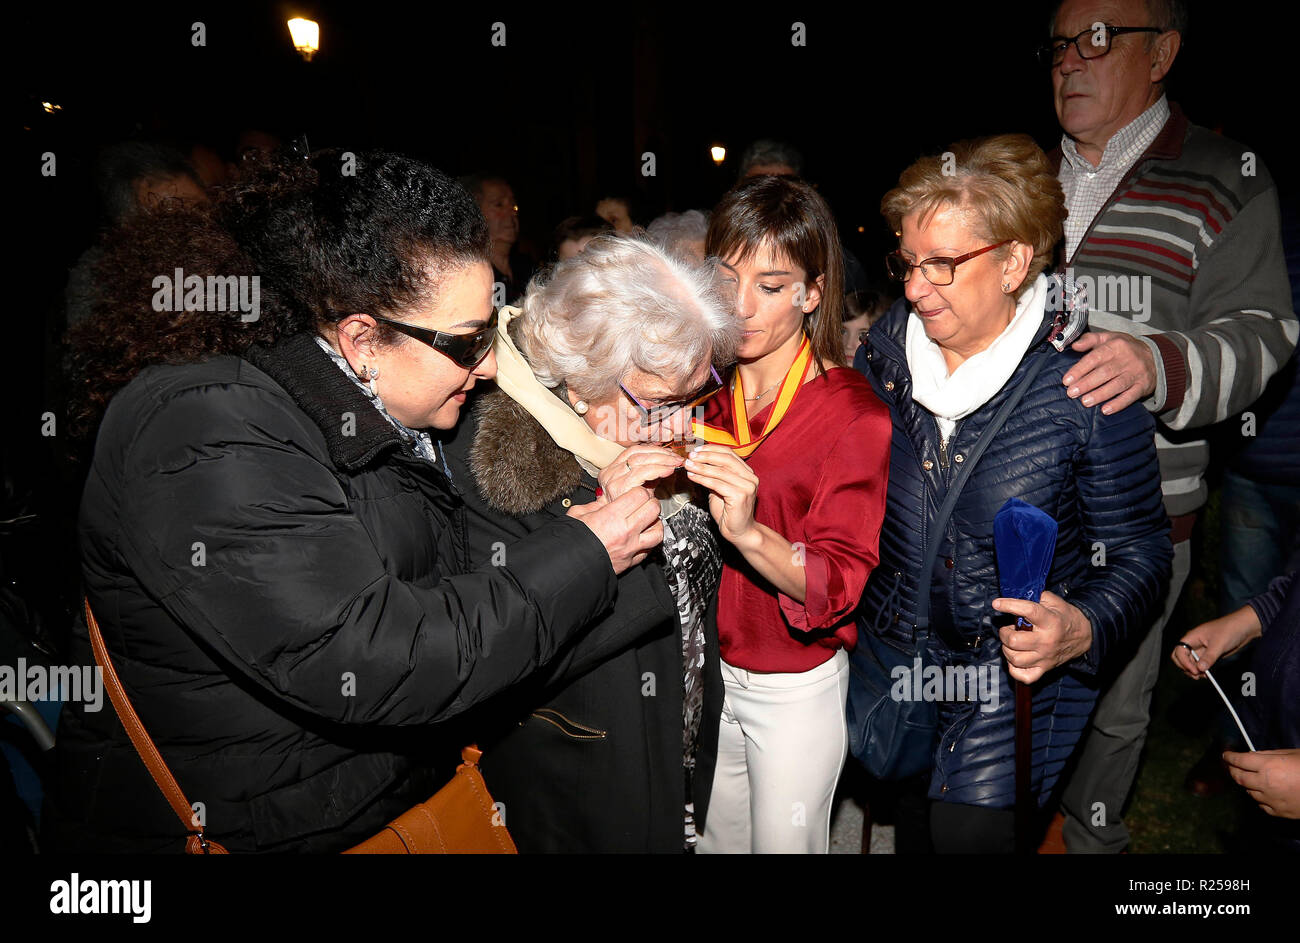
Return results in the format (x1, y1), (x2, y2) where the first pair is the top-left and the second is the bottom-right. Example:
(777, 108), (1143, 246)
(468, 389), (584, 515)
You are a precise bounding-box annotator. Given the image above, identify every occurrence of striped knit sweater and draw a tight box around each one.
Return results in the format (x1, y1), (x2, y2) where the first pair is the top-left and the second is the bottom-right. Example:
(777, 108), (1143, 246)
(1053, 103), (1298, 519)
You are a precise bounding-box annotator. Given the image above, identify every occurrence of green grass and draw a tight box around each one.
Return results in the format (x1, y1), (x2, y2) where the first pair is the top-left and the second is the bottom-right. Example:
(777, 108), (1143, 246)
(1127, 658), (1241, 852)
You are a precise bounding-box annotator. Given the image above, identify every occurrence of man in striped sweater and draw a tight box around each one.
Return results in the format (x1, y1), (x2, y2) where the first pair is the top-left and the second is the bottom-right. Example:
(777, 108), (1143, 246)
(1044, 0), (1297, 853)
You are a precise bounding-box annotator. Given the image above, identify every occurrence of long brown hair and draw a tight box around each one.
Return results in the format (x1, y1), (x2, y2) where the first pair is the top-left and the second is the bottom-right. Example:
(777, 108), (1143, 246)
(706, 175), (846, 369)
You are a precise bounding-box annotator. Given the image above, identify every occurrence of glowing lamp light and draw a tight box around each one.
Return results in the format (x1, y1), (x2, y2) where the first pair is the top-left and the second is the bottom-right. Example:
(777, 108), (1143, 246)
(287, 18), (320, 61)
(710, 145), (726, 166)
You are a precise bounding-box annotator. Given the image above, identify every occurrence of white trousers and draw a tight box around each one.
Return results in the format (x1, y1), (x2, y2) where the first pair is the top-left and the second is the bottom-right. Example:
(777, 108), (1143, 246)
(697, 648), (849, 854)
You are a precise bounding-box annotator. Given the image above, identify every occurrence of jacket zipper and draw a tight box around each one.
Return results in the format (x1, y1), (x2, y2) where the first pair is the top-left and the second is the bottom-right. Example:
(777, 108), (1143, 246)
(934, 416), (965, 635)
(531, 708), (607, 739)
(936, 418), (964, 480)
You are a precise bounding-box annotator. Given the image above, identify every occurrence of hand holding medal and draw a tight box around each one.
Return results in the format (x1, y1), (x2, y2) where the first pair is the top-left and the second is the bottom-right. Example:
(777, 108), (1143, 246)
(682, 444), (759, 546)
(686, 333), (814, 549)
(597, 443), (685, 503)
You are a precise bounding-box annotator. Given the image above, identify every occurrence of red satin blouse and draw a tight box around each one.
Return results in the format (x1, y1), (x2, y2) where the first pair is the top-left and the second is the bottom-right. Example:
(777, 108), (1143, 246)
(702, 366), (891, 673)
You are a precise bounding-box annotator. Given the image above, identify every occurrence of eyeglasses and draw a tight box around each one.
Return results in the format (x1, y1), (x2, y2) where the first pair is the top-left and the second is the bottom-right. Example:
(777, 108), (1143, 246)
(885, 241), (1011, 287)
(620, 364), (724, 425)
(1036, 25), (1164, 67)
(369, 307), (499, 367)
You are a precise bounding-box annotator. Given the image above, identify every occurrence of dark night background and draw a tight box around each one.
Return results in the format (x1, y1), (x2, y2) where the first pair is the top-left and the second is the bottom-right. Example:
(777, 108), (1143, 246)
(8, 1), (1296, 627)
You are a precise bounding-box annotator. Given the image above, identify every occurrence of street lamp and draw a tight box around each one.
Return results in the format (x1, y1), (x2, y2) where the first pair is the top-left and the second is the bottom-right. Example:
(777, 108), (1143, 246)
(710, 145), (726, 166)
(287, 17), (320, 61)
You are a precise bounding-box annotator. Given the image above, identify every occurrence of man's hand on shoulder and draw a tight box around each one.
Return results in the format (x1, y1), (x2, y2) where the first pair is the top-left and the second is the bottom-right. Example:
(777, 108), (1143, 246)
(1063, 330), (1158, 414)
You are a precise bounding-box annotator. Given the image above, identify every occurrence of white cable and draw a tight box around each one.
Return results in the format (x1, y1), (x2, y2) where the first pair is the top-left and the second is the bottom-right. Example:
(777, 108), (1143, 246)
(1182, 644), (1257, 752)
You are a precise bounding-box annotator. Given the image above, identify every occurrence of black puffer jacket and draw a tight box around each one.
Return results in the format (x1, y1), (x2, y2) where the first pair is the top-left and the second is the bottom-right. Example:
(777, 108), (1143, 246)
(43, 332), (619, 852)
(853, 297), (1173, 808)
(440, 389), (722, 852)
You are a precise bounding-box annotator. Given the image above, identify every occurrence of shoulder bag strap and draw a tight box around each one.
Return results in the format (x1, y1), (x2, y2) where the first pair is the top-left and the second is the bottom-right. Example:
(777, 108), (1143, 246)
(83, 598), (229, 854)
(914, 349), (1053, 633)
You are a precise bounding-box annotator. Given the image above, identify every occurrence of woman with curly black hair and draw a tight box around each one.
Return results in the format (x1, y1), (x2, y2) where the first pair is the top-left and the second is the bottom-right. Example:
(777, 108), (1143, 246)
(44, 150), (664, 853)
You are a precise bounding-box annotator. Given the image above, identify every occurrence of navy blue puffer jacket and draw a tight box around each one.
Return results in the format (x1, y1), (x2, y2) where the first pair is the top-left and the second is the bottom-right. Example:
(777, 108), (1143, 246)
(853, 297), (1173, 808)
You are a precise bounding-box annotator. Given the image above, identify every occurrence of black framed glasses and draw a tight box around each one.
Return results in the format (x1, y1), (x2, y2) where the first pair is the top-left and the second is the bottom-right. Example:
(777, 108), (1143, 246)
(1036, 25), (1164, 67)
(370, 307), (499, 367)
(620, 364), (724, 425)
(885, 240), (1012, 287)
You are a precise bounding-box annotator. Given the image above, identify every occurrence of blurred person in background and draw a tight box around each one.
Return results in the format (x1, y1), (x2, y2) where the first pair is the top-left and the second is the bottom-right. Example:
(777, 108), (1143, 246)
(841, 288), (890, 363)
(65, 141), (209, 330)
(462, 172), (535, 303)
(596, 195), (639, 233)
(647, 209), (709, 263)
(738, 139), (803, 179)
(552, 214), (612, 261)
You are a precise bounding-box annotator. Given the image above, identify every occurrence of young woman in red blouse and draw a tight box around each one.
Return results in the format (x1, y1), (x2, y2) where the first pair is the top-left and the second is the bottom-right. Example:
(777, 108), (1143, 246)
(688, 175), (891, 853)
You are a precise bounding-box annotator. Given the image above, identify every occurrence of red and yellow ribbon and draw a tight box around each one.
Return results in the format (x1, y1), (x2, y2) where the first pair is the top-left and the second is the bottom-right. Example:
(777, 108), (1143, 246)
(690, 335), (813, 458)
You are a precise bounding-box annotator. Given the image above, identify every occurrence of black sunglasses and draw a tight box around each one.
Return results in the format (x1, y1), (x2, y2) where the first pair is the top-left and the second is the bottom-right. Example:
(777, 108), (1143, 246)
(370, 308), (499, 367)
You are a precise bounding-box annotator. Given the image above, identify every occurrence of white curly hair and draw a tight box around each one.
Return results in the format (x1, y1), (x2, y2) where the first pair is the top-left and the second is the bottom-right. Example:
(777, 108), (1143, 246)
(514, 232), (741, 402)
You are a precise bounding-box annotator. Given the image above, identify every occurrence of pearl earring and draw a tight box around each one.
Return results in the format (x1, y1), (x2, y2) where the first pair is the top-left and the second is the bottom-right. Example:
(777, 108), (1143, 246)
(574, 400), (589, 415)
(366, 365), (380, 397)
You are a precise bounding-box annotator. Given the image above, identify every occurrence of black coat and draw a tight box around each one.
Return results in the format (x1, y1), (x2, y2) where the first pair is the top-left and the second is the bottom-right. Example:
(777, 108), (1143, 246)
(440, 388), (721, 852)
(43, 332), (620, 852)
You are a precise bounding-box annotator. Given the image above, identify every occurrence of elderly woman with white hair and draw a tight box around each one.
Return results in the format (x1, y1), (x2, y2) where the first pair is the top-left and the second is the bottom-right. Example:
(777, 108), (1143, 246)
(441, 233), (742, 853)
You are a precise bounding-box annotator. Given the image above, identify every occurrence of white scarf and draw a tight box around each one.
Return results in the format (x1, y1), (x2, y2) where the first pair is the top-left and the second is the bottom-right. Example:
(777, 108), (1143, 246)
(905, 273), (1049, 440)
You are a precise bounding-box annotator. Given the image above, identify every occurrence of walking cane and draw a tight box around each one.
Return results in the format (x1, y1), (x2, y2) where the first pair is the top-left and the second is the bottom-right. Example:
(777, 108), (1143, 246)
(1014, 674), (1034, 853)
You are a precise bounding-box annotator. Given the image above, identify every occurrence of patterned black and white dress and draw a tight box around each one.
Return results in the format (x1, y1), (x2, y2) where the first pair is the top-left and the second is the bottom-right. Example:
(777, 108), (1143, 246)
(659, 501), (722, 850)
